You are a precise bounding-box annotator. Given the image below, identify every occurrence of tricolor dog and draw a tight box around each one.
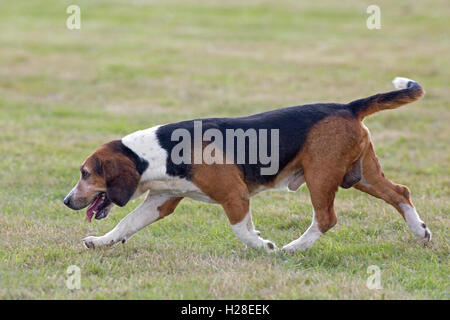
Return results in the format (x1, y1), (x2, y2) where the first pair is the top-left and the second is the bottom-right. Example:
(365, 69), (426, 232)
(63, 77), (431, 253)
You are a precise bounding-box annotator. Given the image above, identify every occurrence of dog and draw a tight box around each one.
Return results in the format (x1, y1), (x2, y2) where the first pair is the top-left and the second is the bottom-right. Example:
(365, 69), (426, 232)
(63, 77), (431, 253)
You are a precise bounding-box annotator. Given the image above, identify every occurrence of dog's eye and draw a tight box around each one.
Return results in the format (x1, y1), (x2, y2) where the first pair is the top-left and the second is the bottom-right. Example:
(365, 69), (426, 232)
(81, 169), (90, 179)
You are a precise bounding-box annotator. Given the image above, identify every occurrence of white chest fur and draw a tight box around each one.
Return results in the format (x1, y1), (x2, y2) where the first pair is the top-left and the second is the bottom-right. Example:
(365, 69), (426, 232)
(122, 126), (215, 203)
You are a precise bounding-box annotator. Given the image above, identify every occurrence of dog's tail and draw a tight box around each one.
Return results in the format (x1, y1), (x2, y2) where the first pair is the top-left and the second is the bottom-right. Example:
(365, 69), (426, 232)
(349, 77), (424, 120)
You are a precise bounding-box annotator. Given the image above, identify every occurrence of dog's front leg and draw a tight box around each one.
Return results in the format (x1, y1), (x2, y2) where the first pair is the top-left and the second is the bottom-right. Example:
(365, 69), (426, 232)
(83, 193), (182, 249)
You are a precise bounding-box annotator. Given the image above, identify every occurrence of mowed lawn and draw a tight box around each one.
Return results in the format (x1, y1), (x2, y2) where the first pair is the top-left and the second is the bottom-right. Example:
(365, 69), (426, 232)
(0, 0), (448, 299)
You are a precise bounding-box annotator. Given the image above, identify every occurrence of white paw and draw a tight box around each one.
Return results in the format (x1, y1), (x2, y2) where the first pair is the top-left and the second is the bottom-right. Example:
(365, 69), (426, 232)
(281, 238), (314, 254)
(281, 244), (297, 254)
(398, 204), (431, 244)
(82, 236), (112, 249)
(419, 223), (432, 243)
(281, 237), (316, 254)
(262, 239), (277, 253)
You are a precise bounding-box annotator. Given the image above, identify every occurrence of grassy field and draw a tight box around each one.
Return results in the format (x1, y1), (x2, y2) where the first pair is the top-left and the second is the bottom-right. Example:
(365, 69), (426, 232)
(0, 0), (448, 299)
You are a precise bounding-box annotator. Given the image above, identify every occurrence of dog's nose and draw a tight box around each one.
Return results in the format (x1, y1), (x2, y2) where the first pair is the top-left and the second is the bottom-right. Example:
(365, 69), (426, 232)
(63, 195), (71, 207)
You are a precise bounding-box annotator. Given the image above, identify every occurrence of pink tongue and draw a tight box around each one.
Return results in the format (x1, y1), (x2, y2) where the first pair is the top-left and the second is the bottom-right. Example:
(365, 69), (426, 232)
(86, 194), (103, 222)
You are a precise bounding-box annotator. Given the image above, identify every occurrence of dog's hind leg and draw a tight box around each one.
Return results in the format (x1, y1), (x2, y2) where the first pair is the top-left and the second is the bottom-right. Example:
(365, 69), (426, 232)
(354, 143), (431, 242)
(83, 193), (183, 249)
(282, 115), (359, 254)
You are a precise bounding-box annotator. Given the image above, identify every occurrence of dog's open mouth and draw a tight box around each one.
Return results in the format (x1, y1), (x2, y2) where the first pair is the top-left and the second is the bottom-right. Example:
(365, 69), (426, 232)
(86, 193), (113, 222)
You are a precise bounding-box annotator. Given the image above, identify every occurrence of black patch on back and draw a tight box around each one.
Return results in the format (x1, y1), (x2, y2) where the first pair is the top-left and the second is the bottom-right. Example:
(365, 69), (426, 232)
(156, 103), (352, 184)
(155, 130), (194, 179)
(106, 140), (149, 175)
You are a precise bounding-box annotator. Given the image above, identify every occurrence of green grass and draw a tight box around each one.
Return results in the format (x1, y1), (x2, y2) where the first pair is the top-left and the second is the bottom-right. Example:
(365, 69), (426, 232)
(0, 0), (449, 299)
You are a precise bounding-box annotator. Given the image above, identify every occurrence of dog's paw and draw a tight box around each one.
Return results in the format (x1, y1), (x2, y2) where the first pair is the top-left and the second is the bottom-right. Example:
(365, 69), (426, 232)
(419, 223), (432, 244)
(409, 221), (432, 244)
(82, 236), (99, 249)
(399, 204), (432, 244)
(281, 244), (297, 255)
(82, 236), (107, 249)
(262, 239), (278, 253)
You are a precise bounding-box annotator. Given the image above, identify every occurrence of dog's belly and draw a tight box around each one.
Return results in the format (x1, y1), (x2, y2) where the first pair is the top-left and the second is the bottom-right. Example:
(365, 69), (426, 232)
(142, 178), (216, 203)
(140, 170), (305, 202)
(250, 171), (305, 196)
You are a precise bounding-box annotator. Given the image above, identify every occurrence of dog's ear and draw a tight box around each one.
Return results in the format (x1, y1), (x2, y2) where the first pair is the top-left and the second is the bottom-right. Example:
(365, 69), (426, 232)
(103, 157), (140, 207)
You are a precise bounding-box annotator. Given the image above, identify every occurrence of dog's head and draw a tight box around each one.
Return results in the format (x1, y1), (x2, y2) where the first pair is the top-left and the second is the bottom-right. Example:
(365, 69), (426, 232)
(63, 140), (148, 221)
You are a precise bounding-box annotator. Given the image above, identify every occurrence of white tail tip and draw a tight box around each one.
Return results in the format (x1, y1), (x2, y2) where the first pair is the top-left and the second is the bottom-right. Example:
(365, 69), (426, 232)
(392, 77), (414, 89)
